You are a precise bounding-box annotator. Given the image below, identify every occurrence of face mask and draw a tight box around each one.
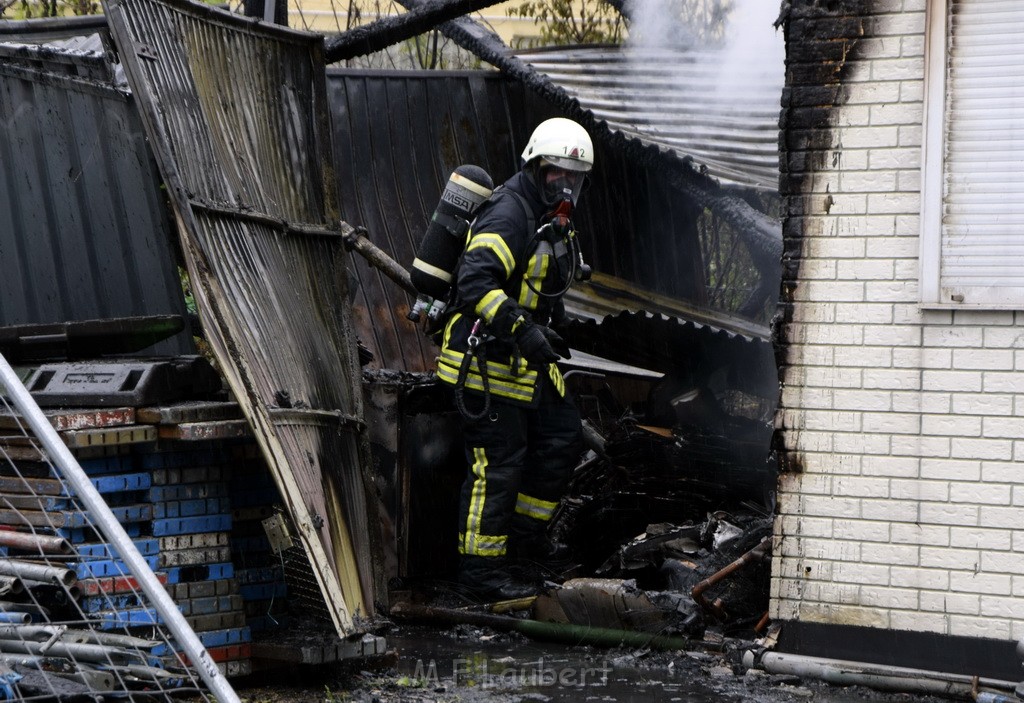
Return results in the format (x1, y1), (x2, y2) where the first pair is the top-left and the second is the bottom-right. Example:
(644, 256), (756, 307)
(540, 165), (586, 206)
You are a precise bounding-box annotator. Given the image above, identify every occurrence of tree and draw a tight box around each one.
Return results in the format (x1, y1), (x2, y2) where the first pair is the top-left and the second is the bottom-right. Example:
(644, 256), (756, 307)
(507, 0), (626, 47)
(505, 0), (736, 49)
(627, 0), (734, 48)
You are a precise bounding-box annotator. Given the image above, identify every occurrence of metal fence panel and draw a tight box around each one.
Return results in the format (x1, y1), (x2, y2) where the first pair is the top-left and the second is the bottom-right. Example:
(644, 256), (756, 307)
(0, 42), (191, 356)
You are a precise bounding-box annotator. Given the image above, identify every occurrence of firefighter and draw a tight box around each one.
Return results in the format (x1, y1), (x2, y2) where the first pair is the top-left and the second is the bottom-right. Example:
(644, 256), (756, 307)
(436, 117), (593, 600)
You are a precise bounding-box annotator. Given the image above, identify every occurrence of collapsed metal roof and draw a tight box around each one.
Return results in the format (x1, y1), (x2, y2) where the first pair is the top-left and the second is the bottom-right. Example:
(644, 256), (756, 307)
(512, 45), (782, 192)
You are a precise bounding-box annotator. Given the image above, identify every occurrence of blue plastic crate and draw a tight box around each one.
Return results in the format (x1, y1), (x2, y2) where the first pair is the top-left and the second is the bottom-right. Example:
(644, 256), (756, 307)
(74, 556), (160, 580)
(76, 538), (160, 559)
(153, 498), (230, 519)
(164, 562), (234, 585)
(151, 514), (232, 537)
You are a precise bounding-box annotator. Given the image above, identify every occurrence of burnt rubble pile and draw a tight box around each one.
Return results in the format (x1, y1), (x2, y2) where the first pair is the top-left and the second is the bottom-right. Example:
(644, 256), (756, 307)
(547, 394), (775, 637)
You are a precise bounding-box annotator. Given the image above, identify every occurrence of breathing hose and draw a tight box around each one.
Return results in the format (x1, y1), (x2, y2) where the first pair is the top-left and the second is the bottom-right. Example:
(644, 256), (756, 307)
(522, 224), (584, 300)
(454, 320), (492, 422)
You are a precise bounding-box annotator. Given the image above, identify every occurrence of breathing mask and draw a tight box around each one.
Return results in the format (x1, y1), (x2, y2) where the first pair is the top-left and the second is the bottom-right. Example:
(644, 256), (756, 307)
(536, 157), (588, 207)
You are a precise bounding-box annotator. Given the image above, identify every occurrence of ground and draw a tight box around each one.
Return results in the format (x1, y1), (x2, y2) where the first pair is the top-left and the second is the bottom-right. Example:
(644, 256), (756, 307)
(233, 625), (956, 703)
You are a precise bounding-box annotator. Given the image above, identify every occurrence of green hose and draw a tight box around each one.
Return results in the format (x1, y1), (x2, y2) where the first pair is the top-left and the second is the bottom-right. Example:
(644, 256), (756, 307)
(390, 602), (691, 651)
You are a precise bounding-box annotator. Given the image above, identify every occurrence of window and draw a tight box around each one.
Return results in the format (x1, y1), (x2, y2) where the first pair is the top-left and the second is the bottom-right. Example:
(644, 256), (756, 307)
(920, 0), (1024, 309)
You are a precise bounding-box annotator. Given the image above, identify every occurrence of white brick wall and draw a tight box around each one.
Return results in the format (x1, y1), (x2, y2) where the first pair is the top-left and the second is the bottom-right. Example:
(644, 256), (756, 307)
(774, 0), (1024, 640)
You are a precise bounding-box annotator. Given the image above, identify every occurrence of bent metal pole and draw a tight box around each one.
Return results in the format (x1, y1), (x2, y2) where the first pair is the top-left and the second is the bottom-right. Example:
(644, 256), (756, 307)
(0, 352), (240, 703)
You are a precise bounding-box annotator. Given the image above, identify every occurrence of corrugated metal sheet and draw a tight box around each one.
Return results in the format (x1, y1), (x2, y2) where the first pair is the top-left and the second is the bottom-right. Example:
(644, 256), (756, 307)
(104, 0), (377, 634)
(0, 15), (109, 44)
(568, 309), (777, 397)
(329, 69), (528, 373)
(514, 46), (782, 192)
(0, 39), (191, 355)
(328, 68), (717, 371)
(565, 272), (769, 341)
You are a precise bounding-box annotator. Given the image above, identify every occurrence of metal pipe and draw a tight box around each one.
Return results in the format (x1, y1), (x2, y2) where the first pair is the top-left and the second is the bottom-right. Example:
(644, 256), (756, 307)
(0, 625), (67, 641)
(0, 560), (76, 587)
(0, 352), (240, 703)
(61, 630), (160, 650)
(0, 638), (146, 665)
(746, 650), (1019, 700)
(110, 663), (190, 683)
(0, 578), (24, 597)
(0, 624), (157, 650)
(50, 668), (116, 692)
(691, 536), (770, 620)
(0, 601), (45, 618)
(0, 531), (72, 555)
(0, 613), (29, 625)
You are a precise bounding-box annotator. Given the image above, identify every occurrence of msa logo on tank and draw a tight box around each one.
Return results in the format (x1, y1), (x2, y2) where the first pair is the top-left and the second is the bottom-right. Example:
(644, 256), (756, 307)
(408, 165), (494, 323)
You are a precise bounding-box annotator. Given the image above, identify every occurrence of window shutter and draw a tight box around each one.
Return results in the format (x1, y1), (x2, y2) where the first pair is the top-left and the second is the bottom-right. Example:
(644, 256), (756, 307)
(941, 0), (1024, 307)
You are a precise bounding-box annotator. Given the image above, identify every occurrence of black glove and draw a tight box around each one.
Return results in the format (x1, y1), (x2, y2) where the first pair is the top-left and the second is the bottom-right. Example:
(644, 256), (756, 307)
(549, 300), (569, 334)
(514, 323), (560, 364)
(541, 326), (571, 359)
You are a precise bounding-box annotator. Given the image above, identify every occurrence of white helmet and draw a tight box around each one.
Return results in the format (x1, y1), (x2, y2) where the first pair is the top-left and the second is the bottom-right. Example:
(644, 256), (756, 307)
(521, 117), (594, 173)
(521, 118), (594, 206)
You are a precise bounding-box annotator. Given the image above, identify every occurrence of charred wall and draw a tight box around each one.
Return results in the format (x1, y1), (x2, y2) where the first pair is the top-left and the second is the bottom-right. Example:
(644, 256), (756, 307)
(773, 0), (869, 473)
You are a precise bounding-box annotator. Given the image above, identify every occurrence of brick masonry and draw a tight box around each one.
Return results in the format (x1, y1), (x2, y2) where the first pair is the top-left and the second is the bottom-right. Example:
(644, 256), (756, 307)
(775, 0), (1024, 642)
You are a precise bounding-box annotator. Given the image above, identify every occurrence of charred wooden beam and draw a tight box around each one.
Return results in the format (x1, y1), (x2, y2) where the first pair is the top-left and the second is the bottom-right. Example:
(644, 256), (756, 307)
(323, 0), (508, 63)
(390, 2), (782, 274)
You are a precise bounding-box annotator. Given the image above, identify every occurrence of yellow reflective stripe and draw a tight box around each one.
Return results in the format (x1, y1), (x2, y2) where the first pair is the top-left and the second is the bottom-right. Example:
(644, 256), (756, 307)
(412, 257), (452, 283)
(444, 370), (535, 401)
(436, 362), (536, 402)
(438, 350), (539, 385)
(457, 532), (506, 556)
(464, 448), (488, 556)
(442, 312), (461, 350)
(460, 447), (509, 557)
(518, 253), (549, 310)
(515, 492), (558, 521)
(548, 364), (565, 397)
(467, 233), (515, 278)
(475, 290), (508, 323)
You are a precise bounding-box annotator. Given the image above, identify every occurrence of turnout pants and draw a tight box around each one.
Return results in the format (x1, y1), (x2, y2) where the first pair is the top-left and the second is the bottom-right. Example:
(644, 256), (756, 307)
(457, 378), (583, 559)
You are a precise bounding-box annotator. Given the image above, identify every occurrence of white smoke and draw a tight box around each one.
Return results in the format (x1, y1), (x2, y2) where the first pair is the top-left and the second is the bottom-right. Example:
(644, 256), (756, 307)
(712, 1), (785, 100)
(620, 0), (784, 190)
(626, 0), (785, 105)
